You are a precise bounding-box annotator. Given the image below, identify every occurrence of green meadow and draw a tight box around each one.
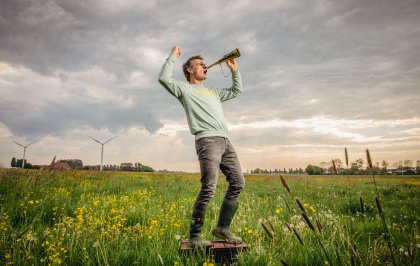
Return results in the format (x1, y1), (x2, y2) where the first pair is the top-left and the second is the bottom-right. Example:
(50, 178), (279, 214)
(0, 169), (419, 265)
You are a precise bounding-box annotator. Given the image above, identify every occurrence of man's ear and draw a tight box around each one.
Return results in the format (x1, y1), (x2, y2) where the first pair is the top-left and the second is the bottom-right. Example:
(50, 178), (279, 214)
(187, 67), (193, 74)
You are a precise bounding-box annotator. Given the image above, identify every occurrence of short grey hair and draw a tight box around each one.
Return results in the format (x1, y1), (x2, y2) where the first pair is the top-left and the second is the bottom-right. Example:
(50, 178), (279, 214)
(182, 55), (203, 82)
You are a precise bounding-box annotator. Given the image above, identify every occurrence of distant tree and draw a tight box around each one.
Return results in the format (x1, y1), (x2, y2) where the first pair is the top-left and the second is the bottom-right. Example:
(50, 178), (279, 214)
(319, 161), (328, 172)
(11, 157), (16, 168)
(140, 165), (154, 172)
(306, 165), (315, 175)
(349, 159), (362, 175)
(120, 163), (133, 171)
(16, 159), (31, 169)
(356, 158), (364, 171)
(298, 167), (304, 174)
(397, 160), (403, 174)
(18, 160), (32, 169)
(335, 159), (343, 172)
(368, 164), (380, 175)
(381, 160), (389, 175)
(416, 160), (420, 174)
(403, 160), (413, 170)
(328, 159), (343, 174)
(347, 158), (365, 174)
(305, 165), (324, 175)
(118, 162), (154, 172)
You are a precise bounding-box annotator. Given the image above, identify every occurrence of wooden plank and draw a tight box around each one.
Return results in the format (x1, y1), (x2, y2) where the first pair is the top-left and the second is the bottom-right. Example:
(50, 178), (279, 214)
(180, 240), (248, 264)
(180, 240), (248, 250)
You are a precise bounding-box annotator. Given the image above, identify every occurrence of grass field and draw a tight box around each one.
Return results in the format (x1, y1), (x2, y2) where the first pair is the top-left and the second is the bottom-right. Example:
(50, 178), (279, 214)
(0, 169), (419, 265)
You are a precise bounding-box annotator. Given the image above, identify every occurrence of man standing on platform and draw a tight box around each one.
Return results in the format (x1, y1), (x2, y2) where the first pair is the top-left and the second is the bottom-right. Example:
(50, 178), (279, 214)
(158, 46), (245, 248)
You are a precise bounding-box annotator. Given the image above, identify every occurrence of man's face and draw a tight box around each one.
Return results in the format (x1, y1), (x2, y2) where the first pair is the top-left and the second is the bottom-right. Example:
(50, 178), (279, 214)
(189, 59), (207, 81)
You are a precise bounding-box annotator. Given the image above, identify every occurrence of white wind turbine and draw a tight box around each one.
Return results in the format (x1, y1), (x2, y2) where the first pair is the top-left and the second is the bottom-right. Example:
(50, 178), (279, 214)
(11, 140), (37, 168)
(88, 135), (118, 171)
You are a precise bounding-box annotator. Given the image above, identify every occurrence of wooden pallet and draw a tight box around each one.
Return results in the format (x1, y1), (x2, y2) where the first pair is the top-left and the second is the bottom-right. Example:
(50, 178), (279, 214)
(180, 240), (248, 264)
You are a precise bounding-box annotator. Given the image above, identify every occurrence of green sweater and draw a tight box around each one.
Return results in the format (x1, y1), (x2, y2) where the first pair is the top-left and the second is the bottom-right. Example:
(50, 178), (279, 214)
(158, 52), (243, 140)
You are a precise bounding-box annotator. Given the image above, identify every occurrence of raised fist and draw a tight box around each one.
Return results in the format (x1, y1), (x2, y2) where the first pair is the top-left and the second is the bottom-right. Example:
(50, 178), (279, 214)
(172, 46), (182, 57)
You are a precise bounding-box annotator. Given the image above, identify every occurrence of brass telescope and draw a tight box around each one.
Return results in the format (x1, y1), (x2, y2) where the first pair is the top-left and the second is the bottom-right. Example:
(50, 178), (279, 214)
(207, 48), (241, 69)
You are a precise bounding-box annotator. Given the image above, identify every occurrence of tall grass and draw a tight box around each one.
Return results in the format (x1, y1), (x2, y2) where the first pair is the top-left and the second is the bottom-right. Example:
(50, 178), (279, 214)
(367, 149), (397, 265)
(0, 169), (419, 265)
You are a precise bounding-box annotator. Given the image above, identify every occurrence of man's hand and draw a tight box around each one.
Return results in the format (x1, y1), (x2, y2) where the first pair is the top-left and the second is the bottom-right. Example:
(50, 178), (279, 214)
(226, 59), (238, 72)
(172, 46), (182, 57)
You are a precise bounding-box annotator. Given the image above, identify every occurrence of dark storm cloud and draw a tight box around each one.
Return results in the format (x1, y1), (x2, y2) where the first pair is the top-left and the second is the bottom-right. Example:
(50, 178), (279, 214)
(1, 0), (419, 140)
(231, 0), (420, 122)
(0, 0), (156, 74)
(0, 100), (162, 137)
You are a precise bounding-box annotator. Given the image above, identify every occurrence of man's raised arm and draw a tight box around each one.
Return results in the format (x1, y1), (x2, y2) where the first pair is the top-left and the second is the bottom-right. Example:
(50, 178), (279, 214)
(158, 46), (183, 98)
(214, 59), (243, 102)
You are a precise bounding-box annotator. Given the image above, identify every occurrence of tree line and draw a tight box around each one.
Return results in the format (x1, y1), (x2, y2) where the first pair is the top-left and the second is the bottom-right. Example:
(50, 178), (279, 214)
(10, 157), (154, 172)
(249, 168), (305, 174)
(248, 159), (420, 175)
(10, 158), (41, 169)
(306, 159), (420, 175)
(97, 163), (154, 172)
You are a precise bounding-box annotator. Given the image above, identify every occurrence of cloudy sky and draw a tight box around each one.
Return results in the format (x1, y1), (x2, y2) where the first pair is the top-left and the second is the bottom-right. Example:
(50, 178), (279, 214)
(1, 0), (419, 171)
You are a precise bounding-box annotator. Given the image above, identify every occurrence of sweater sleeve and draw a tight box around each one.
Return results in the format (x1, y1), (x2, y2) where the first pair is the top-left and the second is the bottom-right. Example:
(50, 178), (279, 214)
(212, 70), (243, 102)
(158, 52), (182, 98)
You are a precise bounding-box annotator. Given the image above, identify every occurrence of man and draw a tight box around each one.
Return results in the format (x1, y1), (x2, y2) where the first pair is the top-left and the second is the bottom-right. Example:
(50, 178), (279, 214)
(158, 46), (245, 248)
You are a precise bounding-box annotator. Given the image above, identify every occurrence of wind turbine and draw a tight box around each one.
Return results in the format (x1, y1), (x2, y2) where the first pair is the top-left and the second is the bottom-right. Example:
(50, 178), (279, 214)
(11, 140), (36, 168)
(88, 135), (118, 171)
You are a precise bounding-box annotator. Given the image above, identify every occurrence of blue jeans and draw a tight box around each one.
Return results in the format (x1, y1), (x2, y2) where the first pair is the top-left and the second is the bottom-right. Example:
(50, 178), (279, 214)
(193, 136), (245, 211)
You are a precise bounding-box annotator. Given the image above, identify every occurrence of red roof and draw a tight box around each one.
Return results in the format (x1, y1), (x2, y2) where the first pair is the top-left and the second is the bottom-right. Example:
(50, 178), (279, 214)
(51, 162), (71, 170)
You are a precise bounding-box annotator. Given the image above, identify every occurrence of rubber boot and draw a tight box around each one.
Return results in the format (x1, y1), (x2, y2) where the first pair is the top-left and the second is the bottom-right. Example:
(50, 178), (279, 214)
(189, 208), (212, 249)
(212, 199), (243, 244)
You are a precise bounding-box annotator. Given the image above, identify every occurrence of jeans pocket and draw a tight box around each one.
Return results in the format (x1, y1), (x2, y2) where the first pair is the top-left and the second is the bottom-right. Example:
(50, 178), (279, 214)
(195, 137), (218, 158)
(196, 137), (215, 148)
